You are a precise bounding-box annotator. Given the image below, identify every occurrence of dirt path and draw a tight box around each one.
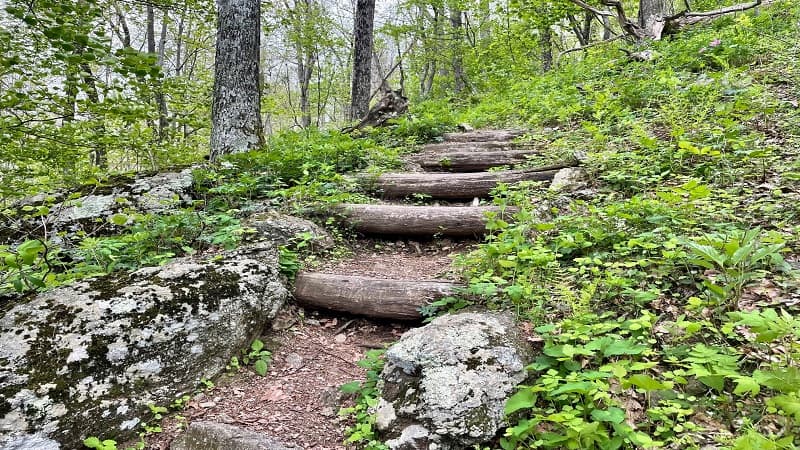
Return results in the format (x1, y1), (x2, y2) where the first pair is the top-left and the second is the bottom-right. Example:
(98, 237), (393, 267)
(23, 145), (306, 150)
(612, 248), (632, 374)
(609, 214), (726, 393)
(146, 308), (406, 450)
(144, 129), (556, 449)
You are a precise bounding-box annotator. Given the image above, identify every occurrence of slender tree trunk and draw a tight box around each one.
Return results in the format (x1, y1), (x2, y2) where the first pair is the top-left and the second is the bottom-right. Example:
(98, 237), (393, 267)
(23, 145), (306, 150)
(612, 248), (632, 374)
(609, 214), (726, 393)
(639, 0), (674, 38)
(80, 62), (107, 168)
(449, 8), (466, 93)
(541, 26), (553, 72)
(210, 0), (264, 160)
(297, 49), (313, 128)
(349, 0), (375, 120)
(603, 16), (613, 40)
(156, 10), (169, 141)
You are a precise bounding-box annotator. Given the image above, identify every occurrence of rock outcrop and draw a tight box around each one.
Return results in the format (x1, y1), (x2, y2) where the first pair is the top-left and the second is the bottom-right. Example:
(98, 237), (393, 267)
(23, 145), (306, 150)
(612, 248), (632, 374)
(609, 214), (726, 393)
(2, 169), (195, 244)
(170, 421), (300, 450)
(375, 312), (534, 449)
(0, 243), (288, 449)
(243, 210), (334, 251)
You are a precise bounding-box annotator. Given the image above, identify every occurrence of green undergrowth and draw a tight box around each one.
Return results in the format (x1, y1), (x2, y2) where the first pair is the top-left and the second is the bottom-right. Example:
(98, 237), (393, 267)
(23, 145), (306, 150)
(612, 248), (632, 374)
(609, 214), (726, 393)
(1, 127), (411, 297)
(430, 3), (800, 448)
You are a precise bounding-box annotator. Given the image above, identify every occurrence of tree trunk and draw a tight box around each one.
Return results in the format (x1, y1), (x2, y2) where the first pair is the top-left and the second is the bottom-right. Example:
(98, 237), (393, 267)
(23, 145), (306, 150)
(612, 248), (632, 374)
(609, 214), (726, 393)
(210, 0), (264, 161)
(156, 9), (169, 142)
(410, 149), (539, 172)
(639, 0), (674, 38)
(541, 26), (553, 72)
(449, 8), (466, 93)
(293, 272), (461, 320)
(349, 0), (375, 120)
(333, 204), (516, 236)
(369, 166), (567, 199)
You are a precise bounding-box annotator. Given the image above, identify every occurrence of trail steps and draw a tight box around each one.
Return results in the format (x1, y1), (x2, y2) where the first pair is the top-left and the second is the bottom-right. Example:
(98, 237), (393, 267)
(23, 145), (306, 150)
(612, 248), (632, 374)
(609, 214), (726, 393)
(294, 129), (576, 320)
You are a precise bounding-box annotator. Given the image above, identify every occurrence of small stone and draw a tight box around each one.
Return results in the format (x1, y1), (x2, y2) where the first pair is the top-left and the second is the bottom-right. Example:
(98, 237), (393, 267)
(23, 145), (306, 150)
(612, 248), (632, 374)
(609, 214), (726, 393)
(334, 334), (347, 344)
(199, 402), (216, 408)
(285, 353), (304, 369)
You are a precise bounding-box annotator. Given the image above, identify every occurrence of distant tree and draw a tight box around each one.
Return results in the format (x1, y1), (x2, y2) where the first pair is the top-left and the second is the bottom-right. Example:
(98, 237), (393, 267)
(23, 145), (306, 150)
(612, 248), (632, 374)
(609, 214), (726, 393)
(210, 0), (264, 161)
(349, 0), (376, 121)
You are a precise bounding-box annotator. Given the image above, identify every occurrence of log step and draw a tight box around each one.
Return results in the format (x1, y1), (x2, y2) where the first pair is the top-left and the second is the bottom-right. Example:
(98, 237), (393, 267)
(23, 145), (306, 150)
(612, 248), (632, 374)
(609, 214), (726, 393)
(372, 164), (570, 199)
(442, 129), (525, 143)
(409, 150), (538, 172)
(422, 140), (534, 153)
(293, 272), (462, 320)
(334, 204), (515, 236)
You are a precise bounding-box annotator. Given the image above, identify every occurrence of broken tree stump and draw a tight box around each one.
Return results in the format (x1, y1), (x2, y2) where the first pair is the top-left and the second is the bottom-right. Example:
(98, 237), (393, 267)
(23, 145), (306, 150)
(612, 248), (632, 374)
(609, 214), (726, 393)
(333, 204), (516, 236)
(292, 272), (462, 320)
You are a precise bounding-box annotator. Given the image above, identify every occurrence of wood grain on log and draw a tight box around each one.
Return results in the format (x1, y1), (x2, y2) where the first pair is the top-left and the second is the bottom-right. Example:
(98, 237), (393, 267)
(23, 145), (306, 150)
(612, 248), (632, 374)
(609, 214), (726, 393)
(370, 166), (569, 199)
(442, 130), (525, 142)
(334, 204), (516, 236)
(410, 150), (538, 172)
(293, 272), (462, 320)
(422, 141), (535, 153)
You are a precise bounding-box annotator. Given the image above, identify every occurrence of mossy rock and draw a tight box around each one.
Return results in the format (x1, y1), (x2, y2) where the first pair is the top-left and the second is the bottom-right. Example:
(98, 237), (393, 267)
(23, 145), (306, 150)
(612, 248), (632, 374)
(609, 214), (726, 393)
(0, 243), (288, 449)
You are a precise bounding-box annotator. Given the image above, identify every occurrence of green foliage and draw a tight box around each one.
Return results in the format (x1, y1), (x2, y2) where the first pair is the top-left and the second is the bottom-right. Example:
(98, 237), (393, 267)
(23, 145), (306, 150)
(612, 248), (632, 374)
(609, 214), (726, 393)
(83, 437), (119, 450)
(339, 349), (389, 450)
(243, 339), (272, 377)
(228, 339), (272, 377)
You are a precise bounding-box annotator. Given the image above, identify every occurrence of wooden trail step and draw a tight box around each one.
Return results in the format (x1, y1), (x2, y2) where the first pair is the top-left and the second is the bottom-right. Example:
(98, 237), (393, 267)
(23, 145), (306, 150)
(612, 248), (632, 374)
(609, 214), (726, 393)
(409, 150), (539, 172)
(333, 204), (516, 236)
(369, 164), (572, 199)
(293, 272), (462, 320)
(421, 140), (535, 153)
(442, 129), (525, 142)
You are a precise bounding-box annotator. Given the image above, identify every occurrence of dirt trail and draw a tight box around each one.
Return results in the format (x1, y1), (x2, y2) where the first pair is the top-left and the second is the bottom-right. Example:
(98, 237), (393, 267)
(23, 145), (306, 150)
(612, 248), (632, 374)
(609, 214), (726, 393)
(144, 130), (551, 449)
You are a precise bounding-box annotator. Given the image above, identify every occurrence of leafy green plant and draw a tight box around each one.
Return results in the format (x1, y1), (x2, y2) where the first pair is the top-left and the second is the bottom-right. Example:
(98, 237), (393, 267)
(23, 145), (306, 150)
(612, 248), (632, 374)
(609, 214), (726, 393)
(83, 437), (119, 450)
(683, 228), (790, 309)
(241, 339), (271, 377)
(339, 349), (388, 450)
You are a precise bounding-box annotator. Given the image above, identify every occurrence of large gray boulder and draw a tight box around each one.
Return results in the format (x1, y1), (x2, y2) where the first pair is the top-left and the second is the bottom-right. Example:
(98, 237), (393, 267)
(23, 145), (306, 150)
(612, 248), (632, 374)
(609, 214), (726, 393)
(0, 244), (288, 449)
(2, 169), (195, 244)
(242, 210), (334, 251)
(376, 312), (533, 450)
(170, 421), (300, 450)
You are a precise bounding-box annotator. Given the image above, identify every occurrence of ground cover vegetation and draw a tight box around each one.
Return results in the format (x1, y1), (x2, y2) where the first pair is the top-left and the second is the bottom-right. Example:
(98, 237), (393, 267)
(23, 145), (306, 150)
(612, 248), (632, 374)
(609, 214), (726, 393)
(2, 0), (800, 448)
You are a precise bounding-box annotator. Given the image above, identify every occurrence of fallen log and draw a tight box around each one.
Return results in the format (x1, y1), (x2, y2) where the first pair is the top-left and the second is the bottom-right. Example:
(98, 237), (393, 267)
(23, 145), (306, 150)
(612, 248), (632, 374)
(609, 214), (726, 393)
(293, 272), (462, 320)
(410, 150), (538, 172)
(442, 130), (525, 143)
(334, 204), (516, 236)
(422, 141), (535, 153)
(370, 165), (571, 199)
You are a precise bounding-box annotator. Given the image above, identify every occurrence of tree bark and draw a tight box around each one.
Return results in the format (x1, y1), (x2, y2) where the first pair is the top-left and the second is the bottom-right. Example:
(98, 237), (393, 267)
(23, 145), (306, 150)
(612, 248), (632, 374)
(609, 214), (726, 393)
(333, 204), (517, 236)
(349, 0), (375, 120)
(450, 8), (466, 93)
(369, 167), (567, 199)
(210, 0), (264, 161)
(541, 26), (553, 72)
(410, 149), (539, 172)
(293, 272), (461, 320)
(639, 0), (674, 38)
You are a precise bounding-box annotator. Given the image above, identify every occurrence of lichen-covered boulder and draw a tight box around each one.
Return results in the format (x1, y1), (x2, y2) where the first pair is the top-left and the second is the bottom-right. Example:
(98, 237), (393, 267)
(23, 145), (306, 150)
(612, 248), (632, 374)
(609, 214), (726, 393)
(2, 169), (195, 244)
(0, 244), (288, 449)
(375, 312), (533, 449)
(170, 421), (300, 450)
(242, 210), (334, 251)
